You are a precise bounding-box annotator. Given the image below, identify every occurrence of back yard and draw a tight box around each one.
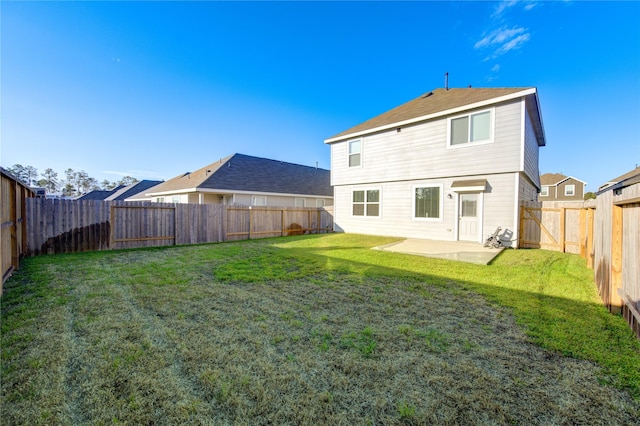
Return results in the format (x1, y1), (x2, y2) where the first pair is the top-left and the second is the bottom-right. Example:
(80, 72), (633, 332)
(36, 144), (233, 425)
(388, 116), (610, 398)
(2, 234), (639, 425)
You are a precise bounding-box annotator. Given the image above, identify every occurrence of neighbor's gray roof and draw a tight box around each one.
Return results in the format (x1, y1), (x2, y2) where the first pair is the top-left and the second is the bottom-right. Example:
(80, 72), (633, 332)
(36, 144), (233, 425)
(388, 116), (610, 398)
(76, 186), (125, 201)
(147, 154), (332, 197)
(105, 180), (163, 201)
(326, 87), (544, 145)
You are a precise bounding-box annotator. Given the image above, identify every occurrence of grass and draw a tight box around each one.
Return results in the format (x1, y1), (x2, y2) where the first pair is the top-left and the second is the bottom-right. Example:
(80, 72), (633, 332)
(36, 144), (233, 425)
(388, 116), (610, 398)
(2, 233), (640, 425)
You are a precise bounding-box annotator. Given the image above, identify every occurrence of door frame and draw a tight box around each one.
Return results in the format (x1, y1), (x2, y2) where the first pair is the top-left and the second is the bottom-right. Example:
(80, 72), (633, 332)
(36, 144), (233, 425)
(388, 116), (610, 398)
(454, 191), (484, 243)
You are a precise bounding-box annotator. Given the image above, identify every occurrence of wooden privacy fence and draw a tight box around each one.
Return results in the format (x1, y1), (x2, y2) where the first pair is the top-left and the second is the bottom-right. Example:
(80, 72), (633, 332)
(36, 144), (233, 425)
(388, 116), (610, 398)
(1, 170), (34, 288)
(519, 201), (595, 266)
(26, 198), (333, 255)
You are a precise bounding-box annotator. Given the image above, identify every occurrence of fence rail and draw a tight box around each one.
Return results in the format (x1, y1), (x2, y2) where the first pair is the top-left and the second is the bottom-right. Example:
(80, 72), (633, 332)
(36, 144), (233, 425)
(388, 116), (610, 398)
(26, 199), (333, 256)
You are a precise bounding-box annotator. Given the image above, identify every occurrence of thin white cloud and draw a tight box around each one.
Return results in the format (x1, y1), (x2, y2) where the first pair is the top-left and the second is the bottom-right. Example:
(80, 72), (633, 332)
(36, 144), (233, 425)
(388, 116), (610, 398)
(492, 0), (519, 18)
(498, 33), (531, 54)
(474, 26), (531, 59)
(492, 64), (501, 72)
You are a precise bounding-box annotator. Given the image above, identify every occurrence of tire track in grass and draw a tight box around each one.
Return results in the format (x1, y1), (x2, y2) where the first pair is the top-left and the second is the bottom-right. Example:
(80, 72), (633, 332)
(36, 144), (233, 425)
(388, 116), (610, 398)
(63, 283), (92, 425)
(107, 280), (215, 421)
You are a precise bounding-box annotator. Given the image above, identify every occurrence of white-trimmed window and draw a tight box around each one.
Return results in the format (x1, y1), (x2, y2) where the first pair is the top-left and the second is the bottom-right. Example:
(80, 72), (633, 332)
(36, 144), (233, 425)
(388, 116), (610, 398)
(413, 185), (442, 220)
(348, 139), (362, 167)
(540, 186), (549, 197)
(172, 196), (180, 204)
(352, 189), (380, 217)
(295, 198), (306, 207)
(315, 199), (325, 208)
(564, 185), (575, 196)
(252, 196), (266, 206)
(449, 109), (493, 147)
(156, 197), (165, 203)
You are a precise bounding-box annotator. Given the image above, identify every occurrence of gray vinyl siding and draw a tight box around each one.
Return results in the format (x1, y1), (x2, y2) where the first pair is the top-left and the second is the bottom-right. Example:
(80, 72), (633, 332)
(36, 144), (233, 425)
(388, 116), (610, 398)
(523, 109), (541, 189)
(331, 100), (523, 187)
(333, 173), (518, 245)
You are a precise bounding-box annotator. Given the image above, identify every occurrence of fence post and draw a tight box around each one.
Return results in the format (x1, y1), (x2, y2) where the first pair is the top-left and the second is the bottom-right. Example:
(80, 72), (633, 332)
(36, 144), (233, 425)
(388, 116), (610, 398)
(610, 204), (623, 313)
(587, 208), (595, 269)
(559, 207), (566, 253)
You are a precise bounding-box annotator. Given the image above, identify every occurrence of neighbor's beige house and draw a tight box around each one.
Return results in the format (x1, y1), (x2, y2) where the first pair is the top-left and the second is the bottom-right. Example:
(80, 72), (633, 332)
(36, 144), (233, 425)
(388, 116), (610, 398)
(126, 153), (333, 208)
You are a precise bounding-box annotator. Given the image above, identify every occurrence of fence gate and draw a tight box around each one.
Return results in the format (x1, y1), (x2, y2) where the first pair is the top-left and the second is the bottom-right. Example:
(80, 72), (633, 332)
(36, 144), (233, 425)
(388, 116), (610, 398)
(110, 205), (176, 250)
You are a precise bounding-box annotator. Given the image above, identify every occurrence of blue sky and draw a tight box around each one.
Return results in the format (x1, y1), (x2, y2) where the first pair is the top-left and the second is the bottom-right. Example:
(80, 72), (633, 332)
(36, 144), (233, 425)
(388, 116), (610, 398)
(2, 1), (639, 192)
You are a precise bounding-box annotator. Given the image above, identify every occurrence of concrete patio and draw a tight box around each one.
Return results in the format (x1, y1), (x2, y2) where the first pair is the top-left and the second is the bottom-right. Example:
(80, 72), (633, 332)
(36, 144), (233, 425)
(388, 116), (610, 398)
(373, 239), (504, 265)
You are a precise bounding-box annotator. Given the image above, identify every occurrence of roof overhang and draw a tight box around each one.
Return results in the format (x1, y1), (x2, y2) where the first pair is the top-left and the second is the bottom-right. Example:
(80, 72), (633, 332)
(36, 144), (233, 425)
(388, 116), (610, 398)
(324, 88), (538, 144)
(451, 179), (487, 192)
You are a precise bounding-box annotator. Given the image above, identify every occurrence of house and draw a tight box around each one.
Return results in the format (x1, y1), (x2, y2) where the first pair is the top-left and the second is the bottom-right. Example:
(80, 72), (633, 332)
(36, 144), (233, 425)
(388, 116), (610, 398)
(540, 173), (587, 200)
(104, 180), (163, 201)
(127, 153), (332, 207)
(76, 181), (163, 201)
(76, 186), (125, 201)
(597, 166), (640, 192)
(324, 87), (546, 247)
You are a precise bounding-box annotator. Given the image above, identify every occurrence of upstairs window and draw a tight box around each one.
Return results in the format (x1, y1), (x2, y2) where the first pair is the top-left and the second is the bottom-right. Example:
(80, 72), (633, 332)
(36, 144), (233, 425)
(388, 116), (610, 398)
(449, 109), (493, 146)
(564, 185), (575, 196)
(540, 186), (549, 197)
(348, 139), (362, 167)
(352, 189), (380, 217)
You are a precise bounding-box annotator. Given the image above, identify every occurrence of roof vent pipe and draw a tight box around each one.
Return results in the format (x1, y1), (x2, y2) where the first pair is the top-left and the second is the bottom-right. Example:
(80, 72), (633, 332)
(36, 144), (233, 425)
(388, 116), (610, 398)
(445, 72), (449, 91)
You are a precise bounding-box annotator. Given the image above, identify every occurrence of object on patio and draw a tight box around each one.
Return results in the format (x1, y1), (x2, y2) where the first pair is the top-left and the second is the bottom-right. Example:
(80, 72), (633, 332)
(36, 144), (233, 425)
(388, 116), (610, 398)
(484, 227), (503, 249)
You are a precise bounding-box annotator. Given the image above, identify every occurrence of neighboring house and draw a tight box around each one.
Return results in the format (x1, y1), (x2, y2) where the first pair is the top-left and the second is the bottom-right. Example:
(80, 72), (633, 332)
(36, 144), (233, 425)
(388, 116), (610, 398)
(539, 173), (587, 201)
(76, 186), (125, 201)
(324, 87), (546, 247)
(127, 153), (332, 207)
(597, 166), (640, 192)
(77, 181), (163, 201)
(105, 180), (163, 201)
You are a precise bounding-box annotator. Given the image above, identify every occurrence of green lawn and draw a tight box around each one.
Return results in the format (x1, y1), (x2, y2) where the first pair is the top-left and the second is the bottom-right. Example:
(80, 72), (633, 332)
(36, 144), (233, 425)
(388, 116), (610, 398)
(2, 233), (639, 425)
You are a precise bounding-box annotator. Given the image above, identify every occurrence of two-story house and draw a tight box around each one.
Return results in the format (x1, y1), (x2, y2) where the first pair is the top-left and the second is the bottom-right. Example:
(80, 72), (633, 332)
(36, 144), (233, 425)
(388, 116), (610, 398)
(324, 87), (546, 247)
(540, 173), (587, 201)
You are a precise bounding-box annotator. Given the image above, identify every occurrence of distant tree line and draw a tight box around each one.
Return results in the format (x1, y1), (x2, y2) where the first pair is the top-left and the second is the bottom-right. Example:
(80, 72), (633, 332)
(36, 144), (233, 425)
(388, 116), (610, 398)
(5, 164), (139, 197)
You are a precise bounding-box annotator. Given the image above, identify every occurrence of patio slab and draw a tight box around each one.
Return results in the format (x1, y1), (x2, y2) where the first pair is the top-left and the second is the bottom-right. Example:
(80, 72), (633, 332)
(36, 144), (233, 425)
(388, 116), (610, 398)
(373, 239), (504, 265)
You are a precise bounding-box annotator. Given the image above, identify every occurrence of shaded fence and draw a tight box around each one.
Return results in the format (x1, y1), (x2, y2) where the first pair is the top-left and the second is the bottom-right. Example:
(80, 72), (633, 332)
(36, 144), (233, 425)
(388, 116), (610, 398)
(1, 169), (34, 287)
(520, 198), (640, 339)
(26, 199), (333, 255)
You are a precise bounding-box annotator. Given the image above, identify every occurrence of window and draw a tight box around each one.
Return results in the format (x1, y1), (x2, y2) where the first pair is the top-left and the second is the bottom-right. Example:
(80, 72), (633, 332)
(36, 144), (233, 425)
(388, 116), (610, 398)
(352, 189), (380, 217)
(414, 186), (442, 220)
(156, 197), (165, 203)
(565, 185), (575, 196)
(295, 198), (306, 207)
(172, 196), (180, 204)
(315, 199), (325, 207)
(540, 186), (549, 197)
(348, 139), (361, 167)
(449, 110), (492, 146)
(252, 196), (266, 206)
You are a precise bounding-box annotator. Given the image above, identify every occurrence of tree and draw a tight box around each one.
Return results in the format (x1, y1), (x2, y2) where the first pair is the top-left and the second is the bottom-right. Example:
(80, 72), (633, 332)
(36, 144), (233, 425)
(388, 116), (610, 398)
(36, 168), (60, 193)
(101, 180), (117, 190)
(7, 164), (38, 185)
(118, 176), (139, 186)
(584, 192), (596, 200)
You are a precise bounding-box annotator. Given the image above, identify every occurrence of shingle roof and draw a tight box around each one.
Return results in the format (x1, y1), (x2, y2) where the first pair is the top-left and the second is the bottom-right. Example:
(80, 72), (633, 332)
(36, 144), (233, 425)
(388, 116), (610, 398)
(540, 173), (568, 186)
(106, 180), (163, 201)
(326, 87), (535, 141)
(77, 186), (125, 201)
(598, 166), (640, 192)
(147, 154), (332, 197)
